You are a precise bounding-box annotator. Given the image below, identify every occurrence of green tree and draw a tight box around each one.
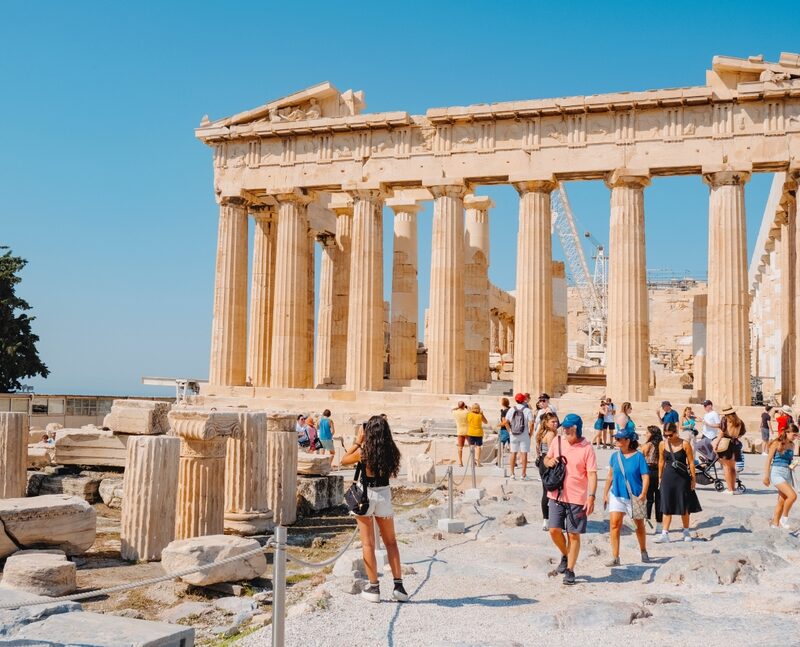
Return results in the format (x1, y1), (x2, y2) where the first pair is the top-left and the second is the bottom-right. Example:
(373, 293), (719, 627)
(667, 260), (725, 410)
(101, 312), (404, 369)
(0, 247), (49, 392)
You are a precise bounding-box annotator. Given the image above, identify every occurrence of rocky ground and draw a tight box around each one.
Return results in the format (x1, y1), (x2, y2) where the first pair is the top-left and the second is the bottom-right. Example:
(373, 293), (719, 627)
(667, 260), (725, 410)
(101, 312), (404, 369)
(238, 448), (800, 647)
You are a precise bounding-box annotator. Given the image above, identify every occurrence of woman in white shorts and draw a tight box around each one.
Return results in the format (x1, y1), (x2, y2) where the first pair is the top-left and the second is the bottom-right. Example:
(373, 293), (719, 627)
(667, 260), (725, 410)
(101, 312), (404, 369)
(763, 423), (798, 530)
(341, 416), (409, 604)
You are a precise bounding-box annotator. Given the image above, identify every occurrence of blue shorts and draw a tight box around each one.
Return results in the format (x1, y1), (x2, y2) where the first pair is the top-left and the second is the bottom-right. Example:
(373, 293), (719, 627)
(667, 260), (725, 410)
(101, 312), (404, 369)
(319, 438), (334, 451)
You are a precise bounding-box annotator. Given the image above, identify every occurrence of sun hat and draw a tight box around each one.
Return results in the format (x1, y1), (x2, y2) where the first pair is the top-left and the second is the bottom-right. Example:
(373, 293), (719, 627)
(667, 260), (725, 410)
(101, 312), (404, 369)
(781, 405), (793, 415)
(721, 405), (736, 416)
(514, 393), (526, 404)
(613, 427), (637, 440)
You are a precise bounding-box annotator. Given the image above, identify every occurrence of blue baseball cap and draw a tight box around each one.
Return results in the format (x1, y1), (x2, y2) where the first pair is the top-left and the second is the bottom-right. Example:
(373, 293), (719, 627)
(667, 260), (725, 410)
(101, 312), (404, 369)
(613, 427), (637, 441)
(561, 413), (583, 437)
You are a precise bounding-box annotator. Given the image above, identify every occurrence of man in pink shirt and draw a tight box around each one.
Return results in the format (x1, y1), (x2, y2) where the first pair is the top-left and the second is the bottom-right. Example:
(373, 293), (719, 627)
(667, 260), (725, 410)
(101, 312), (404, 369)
(543, 413), (598, 585)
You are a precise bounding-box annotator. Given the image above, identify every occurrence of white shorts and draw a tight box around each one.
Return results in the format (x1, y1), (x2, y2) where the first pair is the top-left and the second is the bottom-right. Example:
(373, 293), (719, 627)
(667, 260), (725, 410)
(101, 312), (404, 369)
(365, 485), (393, 518)
(608, 493), (633, 516)
(509, 433), (531, 453)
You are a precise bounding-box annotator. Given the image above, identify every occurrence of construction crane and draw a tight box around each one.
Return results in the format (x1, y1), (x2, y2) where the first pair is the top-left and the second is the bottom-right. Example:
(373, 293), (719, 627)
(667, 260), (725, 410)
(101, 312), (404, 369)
(550, 183), (608, 364)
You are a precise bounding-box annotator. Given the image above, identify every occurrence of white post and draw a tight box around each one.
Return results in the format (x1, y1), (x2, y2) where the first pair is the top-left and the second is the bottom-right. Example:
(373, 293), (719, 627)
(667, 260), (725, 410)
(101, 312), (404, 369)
(272, 526), (287, 647)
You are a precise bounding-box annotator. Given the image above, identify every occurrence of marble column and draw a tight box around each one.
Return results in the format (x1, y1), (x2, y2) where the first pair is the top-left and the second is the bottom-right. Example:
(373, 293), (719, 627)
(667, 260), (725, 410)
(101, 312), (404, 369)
(307, 232), (316, 388)
(120, 435), (180, 561)
(266, 414), (298, 526)
(778, 211), (795, 403)
(490, 311), (500, 353)
(513, 181), (555, 395)
(315, 234), (336, 386)
(270, 191), (311, 389)
(345, 190), (385, 392)
(0, 413), (28, 499)
(551, 261), (569, 389)
(170, 410), (239, 540)
(427, 183), (467, 394)
(605, 170), (651, 403)
(790, 169), (800, 403)
(330, 202), (353, 385)
(209, 197), (248, 386)
(704, 169), (751, 406)
(225, 411), (273, 535)
(388, 200), (420, 381)
(247, 207), (276, 387)
(464, 195), (492, 385)
(499, 316), (508, 354)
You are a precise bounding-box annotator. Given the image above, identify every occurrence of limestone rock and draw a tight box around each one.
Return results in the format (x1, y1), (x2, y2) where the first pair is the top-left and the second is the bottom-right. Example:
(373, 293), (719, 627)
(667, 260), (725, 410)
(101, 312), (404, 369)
(0, 588), (81, 638)
(103, 399), (171, 435)
(54, 428), (128, 468)
(502, 511), (528, 527)
(0, 495), (96, 557)
(0, 522), (18, 558)
(296, 475), (344, 515)
(38, 473), (102, 503)
(159, 600), (213, 624)
(25, 471), (46, 497)
(45, 423), (63, 434)
(11, 611), (195, 646)
(99, 477), (124, 509)
(161, 535), (267, 586)
(407, 453), (436, 484)
(27, 445), (54, 469)
(297, 453), (332, 476)
(332, 549), (365, 578)
(0, 549), (77, 597)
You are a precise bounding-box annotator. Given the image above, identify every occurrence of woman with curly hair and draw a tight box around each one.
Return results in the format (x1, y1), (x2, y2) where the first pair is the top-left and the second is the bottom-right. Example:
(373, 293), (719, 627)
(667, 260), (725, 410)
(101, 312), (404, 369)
(535, 412), (559, 530)
(341, 415), (408, 603)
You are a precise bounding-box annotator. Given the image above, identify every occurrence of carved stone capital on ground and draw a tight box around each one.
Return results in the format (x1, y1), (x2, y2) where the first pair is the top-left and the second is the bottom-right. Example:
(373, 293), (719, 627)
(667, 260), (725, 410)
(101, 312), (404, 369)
(604, 169), (651, 189)
(701, 167), (751, 188)
(168, 410), (241, 441)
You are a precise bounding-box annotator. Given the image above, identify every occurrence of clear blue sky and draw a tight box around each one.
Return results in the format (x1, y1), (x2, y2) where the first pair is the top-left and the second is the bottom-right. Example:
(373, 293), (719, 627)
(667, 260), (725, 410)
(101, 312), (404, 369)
(1, 1), (796, 395)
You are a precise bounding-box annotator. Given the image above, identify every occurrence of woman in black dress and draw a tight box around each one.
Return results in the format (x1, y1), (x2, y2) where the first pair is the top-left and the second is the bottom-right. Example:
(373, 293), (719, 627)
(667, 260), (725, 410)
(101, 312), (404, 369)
(641, 426), (663, 534)
(656, 422), (701, 544)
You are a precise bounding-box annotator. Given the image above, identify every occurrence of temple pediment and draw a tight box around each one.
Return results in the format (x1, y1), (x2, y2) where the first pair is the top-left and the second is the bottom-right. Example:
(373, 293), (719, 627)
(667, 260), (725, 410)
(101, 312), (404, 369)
(201, 82), (366, 128)
(709, 52), (800, 95)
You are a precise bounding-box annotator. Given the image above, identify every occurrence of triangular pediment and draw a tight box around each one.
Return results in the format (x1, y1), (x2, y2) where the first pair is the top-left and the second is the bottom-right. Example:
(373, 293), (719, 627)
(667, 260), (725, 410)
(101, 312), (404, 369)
(202, 82), (366, 128)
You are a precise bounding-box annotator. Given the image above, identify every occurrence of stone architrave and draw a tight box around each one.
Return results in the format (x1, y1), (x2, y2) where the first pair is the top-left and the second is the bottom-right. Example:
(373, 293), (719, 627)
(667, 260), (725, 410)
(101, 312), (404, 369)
(387, 200), (421, 381)
(265, 414), (298, 526)
(704, 169), (752, 406)
(345, 189), (385, 392)
(464, 195), (492, 385)
(329, 200), (353, 384)
(0, 413), (28, 499)
(120, 435), (180, 562)
(270, 190), (311, 388)
(426, 181), (467, 394)
(102, 400), (170, 436)
(224, 411), (273, 535)
(513, 180), (555, 395)
(315, 234), (336, 386)
(170, 410), (240, 540)
(247, 207), (277, 387)
(605, 170), (651, 402)
(209, 197), (248, 387)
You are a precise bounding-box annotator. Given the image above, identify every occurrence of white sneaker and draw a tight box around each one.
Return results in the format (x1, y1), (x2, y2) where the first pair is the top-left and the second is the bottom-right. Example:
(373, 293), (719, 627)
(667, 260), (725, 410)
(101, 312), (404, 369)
(780, 517), (793, 530)
(655, 523), (663, 534)
(654, 531), (670, 544)
(361, 582), (380, 603)
(510, 474), (517, 481)
(542, 519), (548, 531)
(723, 489), (735, 495)
(522, 475), (531, 481)
(682, 530), (693, 542)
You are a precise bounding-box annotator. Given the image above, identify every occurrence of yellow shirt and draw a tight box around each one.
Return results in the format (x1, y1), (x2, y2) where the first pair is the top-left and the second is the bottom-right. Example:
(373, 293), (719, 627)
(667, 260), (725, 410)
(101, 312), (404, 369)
(466, 412), (484, 437)
(453, 409), (469, 436)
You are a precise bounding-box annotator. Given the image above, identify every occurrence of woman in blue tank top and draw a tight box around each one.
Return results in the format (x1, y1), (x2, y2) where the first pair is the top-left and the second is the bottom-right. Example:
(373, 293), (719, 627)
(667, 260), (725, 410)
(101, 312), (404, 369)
(763, 423), (799, 530)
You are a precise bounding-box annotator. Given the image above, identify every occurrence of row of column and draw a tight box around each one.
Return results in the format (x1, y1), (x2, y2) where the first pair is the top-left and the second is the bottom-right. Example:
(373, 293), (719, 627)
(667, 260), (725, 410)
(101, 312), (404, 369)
(490, 312), (514, 355)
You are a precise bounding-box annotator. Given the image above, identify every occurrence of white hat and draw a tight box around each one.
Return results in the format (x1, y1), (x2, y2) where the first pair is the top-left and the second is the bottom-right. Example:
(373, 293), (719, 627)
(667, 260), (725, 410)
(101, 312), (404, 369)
(781, 405), (794, 415)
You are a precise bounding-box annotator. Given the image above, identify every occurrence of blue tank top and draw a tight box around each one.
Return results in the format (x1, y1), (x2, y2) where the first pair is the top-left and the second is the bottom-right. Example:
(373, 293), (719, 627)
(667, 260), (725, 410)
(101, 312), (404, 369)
(773, 447), (793, 468)
(318, 417), (332, 440)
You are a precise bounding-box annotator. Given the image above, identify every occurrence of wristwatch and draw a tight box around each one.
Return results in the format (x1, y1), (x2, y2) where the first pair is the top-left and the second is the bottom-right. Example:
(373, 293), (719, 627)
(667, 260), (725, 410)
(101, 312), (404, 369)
(587, 493), (596, 498)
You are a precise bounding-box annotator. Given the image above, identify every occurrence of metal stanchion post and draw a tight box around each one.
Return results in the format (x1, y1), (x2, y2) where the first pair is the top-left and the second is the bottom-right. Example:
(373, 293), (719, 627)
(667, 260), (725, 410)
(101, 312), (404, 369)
(470, 446), (477, 490)
(464, 445), (485, 503)
(438, 466), (465, 533)
(272, 526), (287, 647)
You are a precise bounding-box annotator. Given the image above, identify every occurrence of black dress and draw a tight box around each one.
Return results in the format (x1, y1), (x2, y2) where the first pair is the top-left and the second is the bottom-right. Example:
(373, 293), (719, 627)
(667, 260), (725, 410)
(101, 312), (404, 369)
(660, 443), (702, 515)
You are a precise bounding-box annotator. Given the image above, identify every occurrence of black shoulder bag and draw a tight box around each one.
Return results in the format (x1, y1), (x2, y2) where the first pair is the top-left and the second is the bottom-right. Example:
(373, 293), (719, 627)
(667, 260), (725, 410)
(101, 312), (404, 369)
(344, 461), (370, 515)
(542, 436), (567, 496)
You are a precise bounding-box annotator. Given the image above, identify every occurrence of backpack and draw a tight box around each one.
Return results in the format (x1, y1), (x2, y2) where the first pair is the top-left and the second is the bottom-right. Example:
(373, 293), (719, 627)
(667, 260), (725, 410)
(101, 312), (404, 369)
(542, 436), (567, 496)
(510, 407), (527, 436)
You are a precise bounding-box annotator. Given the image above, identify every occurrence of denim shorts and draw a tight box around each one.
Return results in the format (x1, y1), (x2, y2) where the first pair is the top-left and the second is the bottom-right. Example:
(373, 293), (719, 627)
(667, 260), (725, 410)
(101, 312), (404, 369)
(771, 466), (793, 486)
(548, 499), (588, 534)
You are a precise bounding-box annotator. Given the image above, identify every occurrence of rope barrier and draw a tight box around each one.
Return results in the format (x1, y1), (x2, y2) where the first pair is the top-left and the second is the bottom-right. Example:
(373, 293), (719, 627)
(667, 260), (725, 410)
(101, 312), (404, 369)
(281, 527), (360, 568)
(393, 469), (450, 509)
(453, 451), (473, 487)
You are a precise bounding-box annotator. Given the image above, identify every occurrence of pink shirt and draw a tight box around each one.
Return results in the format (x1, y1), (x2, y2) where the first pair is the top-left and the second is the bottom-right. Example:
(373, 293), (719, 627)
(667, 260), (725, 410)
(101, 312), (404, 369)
(545, 437), (597, 505)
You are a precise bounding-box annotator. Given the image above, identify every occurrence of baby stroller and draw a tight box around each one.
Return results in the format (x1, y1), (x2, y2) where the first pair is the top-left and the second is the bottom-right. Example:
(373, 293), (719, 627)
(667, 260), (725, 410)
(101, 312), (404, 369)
(694, 443), (746, 493)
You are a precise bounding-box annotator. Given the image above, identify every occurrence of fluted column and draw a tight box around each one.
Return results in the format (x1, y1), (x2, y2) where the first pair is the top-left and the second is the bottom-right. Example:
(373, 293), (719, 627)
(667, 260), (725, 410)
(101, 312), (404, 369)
(120, 436), (180, 561)
(551, 261), (568, 389)
(606, 170), (651, 402)
(704, 169), (751, 406)
(345, 189), (385, 392)
(247, 207), (276, 386)
(307, 231), (316, 388)
(499, 316), (508, 354)
(427, 182), (467, 394)
(790, 169), (800, 403)
(270, 190), (311, 389)
(224, 411), (273, 535)
(315, 234), (336, 386)
(778, 211), (795, 403)
(330, 203), (353, 384)
(490, 311), (500, 352)
(0, 413), (28, 499)
(266, 414), (298, 526)
(513, 181), (555, 395)
(170, 410), (240, 540)
(464, 195), (493, 385)
(388, 200), (420, 381)
(209, 197), (248, 386)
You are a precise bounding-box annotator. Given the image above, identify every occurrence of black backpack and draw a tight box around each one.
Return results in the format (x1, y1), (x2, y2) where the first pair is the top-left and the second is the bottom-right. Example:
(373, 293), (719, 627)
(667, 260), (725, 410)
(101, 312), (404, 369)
(542, 436), (567, 497)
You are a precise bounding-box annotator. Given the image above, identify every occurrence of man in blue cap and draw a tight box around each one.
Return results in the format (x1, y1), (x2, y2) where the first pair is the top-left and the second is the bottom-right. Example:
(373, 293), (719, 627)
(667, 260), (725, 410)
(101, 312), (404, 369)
(543, 413), (598, 585)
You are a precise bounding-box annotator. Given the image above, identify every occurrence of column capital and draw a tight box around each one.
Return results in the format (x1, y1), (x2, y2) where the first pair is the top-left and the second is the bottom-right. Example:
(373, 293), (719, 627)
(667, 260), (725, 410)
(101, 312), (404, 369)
(219, 195), (248, 208)
(464, 194), (495, 210)
(423, 178), (467, 199)
(701, 167), (751, 187)
(250, 203), (276, 221)
(510, 177), (557, 195)
(316, 231), (337, 247)
(345, 188), (387, 203)
(385, 198), (422, 215)
(605, 169), (651, 189)
(269, 188), (315, 205)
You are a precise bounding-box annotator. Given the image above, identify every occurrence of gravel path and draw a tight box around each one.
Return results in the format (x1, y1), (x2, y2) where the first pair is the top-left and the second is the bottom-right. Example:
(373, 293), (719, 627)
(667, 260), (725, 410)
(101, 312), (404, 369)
(240, 452), (800, 647)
